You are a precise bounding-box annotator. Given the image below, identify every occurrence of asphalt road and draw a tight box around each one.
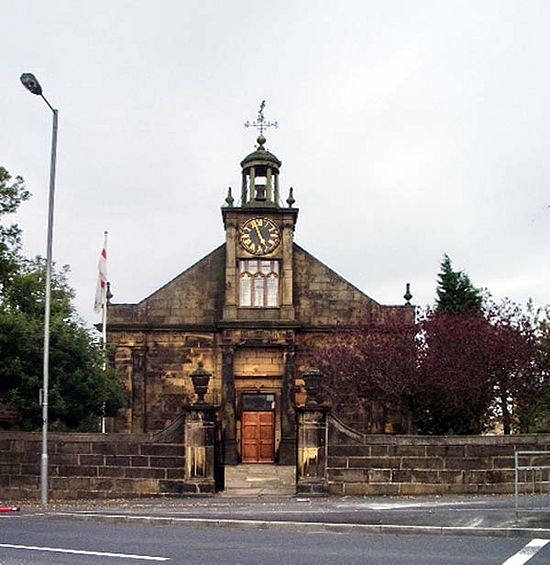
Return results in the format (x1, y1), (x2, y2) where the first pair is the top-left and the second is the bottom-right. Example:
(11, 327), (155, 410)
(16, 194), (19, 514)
(2, 514), (550, 564)
(28, 494), (550, 534)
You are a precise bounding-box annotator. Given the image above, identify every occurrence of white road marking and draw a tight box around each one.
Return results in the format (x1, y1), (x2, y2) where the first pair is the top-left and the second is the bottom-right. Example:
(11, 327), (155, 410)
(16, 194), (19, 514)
(341, 500), (490, 510)
(502, 538), (550, 565)
(0, 543), (169, 561)
(465, 518), (483, 527)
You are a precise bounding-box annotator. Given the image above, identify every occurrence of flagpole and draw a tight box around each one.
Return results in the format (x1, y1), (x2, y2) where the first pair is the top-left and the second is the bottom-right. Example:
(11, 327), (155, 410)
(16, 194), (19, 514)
(101, 299), (107, 433)
(101, 231), (108, 433)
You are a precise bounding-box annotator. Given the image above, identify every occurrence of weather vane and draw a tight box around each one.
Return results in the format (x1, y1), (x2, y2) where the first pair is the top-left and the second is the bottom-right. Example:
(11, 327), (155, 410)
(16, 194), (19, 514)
(244, 100), (278, 135)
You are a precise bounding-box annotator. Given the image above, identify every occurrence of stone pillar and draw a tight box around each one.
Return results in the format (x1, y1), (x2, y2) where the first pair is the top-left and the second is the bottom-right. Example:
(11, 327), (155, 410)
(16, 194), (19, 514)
(250, 167), (256, 201)
(131, 347), (147, 433)
(278, 349), (296, 464)
(296, 406), (330, 495)
(241, 172), (247, 204)
(221, 347), (238, 464)
(274, 174), (279, 205)
(182, 405), (216, 494)
(266, 167), (273, 202)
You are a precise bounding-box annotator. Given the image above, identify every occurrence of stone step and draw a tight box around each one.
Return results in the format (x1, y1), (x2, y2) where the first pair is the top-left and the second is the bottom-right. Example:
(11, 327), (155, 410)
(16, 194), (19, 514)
(222, 464), (296, 496)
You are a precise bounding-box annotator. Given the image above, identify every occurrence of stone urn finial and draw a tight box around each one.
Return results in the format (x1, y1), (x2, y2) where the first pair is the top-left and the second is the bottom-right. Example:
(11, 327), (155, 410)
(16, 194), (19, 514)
(225, 186), (234, 207)
(286, 187), (295, 207)
(303, 368), (323, 406)
(403, 282), (412, 305)
(190, 362), (211, 404)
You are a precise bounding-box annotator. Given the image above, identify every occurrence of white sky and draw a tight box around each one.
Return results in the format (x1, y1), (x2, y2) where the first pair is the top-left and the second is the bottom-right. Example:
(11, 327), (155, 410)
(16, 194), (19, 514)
(2, 0), (549, 328)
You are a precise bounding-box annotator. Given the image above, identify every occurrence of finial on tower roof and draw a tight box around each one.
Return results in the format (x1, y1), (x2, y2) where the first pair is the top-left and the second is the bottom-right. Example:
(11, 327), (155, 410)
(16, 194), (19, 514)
(404, 283), (412, 305)
(225, 187), (234, 207)
(286, 187), (295, 207)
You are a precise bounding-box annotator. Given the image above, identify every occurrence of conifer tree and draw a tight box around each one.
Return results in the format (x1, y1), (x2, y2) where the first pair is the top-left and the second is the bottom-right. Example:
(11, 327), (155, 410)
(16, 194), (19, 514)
(435, 254), (482, 315)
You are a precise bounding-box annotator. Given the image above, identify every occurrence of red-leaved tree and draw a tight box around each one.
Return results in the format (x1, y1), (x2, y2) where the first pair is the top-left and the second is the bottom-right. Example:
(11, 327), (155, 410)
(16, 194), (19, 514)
(484, 299), (550, 433)
(414, 309), (496, 434)
(308, 300), (550, 435)
(308, 316), (417, 433)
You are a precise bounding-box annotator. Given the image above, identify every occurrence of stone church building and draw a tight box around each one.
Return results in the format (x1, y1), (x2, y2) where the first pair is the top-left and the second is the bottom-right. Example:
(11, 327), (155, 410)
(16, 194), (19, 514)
(107, 131), (413, 468)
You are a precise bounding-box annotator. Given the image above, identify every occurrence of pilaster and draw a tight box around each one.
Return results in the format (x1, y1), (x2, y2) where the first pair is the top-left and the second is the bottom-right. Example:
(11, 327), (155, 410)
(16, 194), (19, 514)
(221, 346), (238, 464)
(131, 346), (147, 433)
(278, 348), (297, 464)
(280, 217), (295, 320)
(223, 218), (238, 321)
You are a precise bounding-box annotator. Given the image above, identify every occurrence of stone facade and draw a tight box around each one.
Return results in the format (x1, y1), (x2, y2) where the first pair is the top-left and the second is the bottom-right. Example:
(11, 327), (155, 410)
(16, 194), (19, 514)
(106, 134), (413, 473)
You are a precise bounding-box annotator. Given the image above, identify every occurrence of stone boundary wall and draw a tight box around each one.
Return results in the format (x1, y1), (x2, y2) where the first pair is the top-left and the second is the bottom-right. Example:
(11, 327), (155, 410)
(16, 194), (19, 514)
(5, 416), (550, 500)
(0, 430), (189, 501)
(327, 415), (550, 495)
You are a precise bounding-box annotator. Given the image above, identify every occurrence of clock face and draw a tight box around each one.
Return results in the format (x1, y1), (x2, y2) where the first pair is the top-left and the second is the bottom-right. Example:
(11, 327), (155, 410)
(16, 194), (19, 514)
(239, 217), (281, 255)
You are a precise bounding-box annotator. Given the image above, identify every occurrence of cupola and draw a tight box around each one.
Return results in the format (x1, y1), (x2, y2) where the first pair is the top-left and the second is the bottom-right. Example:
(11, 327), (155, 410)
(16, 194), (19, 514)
(240, 134), (282, 207)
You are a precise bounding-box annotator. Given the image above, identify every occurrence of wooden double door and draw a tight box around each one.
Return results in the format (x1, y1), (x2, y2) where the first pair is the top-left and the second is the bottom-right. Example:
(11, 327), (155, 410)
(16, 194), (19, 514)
(241, 394), (275, 463)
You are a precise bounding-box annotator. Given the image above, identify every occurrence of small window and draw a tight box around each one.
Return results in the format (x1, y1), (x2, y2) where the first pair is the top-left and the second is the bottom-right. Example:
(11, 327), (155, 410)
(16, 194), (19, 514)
(239, 260), (279, 307)
(242, 393), (275, 411)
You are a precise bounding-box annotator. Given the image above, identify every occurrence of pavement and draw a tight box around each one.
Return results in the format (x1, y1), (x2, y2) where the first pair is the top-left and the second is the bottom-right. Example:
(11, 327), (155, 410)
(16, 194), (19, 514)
(11, 494), (550, 539)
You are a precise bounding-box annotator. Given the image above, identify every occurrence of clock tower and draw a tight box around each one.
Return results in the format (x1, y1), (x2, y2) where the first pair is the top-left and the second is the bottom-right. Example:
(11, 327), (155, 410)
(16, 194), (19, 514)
(219, 104), (300, 465)
(221, 132), (298, 323)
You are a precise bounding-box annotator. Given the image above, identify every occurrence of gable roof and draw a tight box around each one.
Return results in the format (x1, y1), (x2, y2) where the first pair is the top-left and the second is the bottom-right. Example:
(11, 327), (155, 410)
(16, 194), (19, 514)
(108, 245), (225, 327)
(293, 244), (393, 327)
(108, 242), (411, 329)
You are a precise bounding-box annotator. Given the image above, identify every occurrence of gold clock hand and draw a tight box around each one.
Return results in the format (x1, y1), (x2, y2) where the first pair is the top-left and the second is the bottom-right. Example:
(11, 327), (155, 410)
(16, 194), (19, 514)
(254, 226), (266, 245)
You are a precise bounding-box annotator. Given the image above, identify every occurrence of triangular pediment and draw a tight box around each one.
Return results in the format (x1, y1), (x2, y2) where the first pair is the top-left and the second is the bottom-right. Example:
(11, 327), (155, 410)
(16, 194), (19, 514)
(108, 242), (409, 329)
(109, 245), (225, 326)
(293, 244), (400, 326)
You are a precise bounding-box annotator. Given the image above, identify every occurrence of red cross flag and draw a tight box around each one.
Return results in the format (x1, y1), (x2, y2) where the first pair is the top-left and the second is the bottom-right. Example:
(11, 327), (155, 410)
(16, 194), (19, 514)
(94, 232), (108, 314)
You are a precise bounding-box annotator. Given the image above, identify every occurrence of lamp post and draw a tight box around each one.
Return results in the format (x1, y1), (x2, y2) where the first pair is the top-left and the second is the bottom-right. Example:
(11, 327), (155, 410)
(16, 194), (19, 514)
(20, 73), (58, 506)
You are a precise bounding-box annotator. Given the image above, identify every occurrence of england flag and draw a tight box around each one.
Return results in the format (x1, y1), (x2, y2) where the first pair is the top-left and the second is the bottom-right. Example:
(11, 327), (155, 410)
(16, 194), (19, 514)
(94, 232), (108, 314)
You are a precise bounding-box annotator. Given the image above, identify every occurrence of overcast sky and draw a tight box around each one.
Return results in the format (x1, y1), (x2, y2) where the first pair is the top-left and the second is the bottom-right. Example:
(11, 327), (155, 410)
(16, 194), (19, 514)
(2, 0), (549, 327)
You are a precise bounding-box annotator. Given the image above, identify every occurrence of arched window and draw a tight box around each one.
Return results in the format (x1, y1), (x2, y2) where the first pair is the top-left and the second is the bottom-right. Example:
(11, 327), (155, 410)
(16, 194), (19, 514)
(239, 260), (279, 307)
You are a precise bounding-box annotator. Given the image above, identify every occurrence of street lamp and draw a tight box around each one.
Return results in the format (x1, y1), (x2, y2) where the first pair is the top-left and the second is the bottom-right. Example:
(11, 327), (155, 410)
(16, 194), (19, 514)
(20, 73), (58, 506)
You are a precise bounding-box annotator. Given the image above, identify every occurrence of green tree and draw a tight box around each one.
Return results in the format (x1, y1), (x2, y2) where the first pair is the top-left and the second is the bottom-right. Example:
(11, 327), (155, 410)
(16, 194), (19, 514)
(0, 167), (125, 431)
(0, 166), (30, 292)
(435, 254), (482, 315)
(0, 258), (126, 431)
